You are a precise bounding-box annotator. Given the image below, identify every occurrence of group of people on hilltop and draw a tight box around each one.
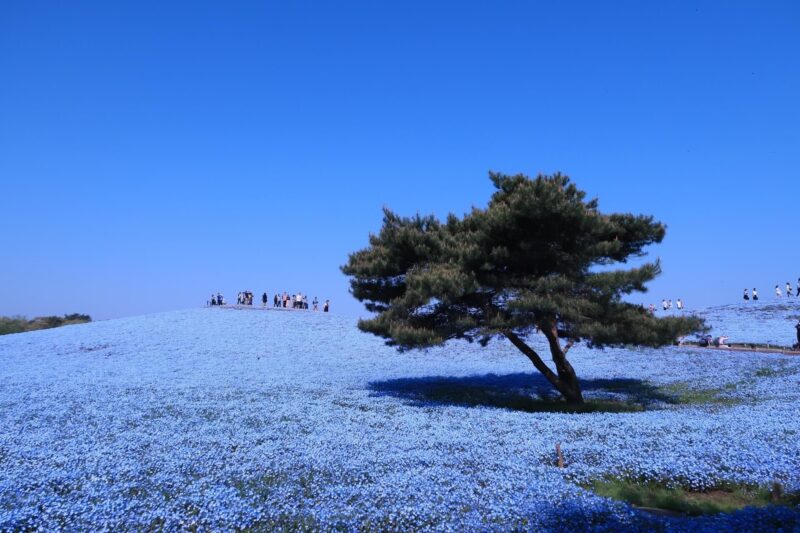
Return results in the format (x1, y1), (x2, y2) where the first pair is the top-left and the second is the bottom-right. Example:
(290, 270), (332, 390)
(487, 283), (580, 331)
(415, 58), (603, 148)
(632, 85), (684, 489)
(207, 291), (329, 312)
(269, 292), (329, 312)
(744, 279), (800, 300)
(648, 298), (684, 314)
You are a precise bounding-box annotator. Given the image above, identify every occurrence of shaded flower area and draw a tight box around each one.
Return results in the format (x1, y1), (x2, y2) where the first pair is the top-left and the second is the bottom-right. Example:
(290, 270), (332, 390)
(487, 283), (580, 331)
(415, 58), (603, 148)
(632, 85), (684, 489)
(0, 302), (799, 530)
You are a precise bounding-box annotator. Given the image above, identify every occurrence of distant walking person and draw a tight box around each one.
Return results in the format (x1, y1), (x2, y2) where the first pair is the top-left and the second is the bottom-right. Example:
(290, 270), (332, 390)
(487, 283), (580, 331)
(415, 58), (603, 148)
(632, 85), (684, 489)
(323, 299), (330, 313)
(313, 297), (319, 311)
(787, 282), (794, 297)
(661, 299), (668, 311)
(676, 299), (683, 310)
(795, 320), (800, 349)
(753, 288), (759, 301)
(776, 285), (782, 298)
(743, 288), (750, 301)
(262, 292), (268, 307)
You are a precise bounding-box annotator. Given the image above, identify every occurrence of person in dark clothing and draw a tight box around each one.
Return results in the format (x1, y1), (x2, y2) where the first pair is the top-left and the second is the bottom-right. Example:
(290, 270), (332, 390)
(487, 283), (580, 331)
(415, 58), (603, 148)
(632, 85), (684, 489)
(262, 292), (268, 307)
(323, 299), (330, 313)
(795, 320), (800, 347)
(743, 288), (749, 301)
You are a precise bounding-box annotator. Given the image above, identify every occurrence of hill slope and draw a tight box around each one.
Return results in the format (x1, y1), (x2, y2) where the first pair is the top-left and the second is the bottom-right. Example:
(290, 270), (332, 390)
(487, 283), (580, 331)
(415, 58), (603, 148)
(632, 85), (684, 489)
(1, 304), (799, 530)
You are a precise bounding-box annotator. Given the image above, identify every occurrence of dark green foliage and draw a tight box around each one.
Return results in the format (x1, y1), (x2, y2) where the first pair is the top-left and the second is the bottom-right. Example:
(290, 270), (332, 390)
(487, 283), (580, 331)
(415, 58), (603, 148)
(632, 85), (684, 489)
(586, 478), (800, 516)
(0, 313), (92, 335)
(343, 172), (706, 403)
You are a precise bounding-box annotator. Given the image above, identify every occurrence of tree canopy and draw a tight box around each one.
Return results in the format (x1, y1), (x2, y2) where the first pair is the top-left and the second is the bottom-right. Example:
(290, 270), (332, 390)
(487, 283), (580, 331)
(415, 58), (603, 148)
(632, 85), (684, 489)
(342, 172), (706, 403)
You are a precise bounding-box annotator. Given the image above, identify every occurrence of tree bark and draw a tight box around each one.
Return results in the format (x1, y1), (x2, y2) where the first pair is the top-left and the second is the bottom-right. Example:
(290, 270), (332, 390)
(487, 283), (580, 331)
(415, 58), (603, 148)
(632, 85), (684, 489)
(503, 330), (584, 404)
(541, 324), (584, 404)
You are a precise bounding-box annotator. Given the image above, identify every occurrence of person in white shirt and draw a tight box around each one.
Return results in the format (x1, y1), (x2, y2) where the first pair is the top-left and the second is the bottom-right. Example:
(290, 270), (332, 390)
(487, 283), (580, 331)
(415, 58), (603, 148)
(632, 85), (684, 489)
(676, 299), (683, 310)
(775, 285), (782, 298)
(786, 282), (793, 297)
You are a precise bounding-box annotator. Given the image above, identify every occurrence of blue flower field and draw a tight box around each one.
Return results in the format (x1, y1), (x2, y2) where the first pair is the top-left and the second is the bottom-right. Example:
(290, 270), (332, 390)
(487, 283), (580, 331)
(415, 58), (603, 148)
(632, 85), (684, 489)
(1, 301), (799, 531)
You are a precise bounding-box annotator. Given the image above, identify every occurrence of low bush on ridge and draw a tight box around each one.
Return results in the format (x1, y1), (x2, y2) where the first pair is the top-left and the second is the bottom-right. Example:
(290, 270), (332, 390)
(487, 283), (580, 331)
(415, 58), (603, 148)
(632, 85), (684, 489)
(0, 313), (91, 335)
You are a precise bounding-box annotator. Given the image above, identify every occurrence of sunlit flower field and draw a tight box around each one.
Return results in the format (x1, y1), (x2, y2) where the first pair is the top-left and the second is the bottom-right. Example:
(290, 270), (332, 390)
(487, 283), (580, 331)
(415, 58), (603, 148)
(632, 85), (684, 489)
(1, 301), (799, 530)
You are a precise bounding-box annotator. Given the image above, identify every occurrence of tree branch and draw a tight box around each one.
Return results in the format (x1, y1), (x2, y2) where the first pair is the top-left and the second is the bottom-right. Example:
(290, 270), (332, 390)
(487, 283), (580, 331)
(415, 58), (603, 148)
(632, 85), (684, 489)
(503, 330), (559, 385)
(541, 323), (575, 378)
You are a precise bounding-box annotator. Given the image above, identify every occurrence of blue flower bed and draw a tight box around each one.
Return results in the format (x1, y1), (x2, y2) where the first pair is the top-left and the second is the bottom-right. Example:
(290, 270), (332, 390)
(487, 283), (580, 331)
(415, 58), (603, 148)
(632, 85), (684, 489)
(0, 303), (798, 530)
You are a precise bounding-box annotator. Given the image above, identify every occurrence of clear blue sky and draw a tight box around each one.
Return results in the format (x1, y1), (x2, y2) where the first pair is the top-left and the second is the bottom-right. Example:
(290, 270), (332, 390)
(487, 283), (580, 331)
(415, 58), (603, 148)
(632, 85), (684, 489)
(1, 1), (798, 320)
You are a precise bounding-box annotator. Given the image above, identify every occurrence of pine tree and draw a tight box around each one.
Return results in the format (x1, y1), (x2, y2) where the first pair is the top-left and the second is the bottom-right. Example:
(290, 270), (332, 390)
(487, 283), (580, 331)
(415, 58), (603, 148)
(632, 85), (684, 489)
(342, 172), (705, 404)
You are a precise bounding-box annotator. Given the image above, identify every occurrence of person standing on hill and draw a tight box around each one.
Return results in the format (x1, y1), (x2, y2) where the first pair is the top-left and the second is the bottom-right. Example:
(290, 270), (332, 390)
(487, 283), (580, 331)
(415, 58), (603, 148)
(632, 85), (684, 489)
(787, 282), (794, 297)
(262, 292), (268, 307)
(776, 285), (782, 298)
(661, 299), (668, 311)
(743, 288), (750, 301)
(795, 320), (800, 349)
(323, 299), (330, 313)
(676, 299), (684, 310)
(753, 288), (759, 301)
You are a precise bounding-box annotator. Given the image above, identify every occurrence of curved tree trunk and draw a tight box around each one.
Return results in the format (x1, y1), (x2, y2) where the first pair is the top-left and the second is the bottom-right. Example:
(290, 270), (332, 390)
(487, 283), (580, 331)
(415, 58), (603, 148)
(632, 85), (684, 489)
(504, 329), (584, 404)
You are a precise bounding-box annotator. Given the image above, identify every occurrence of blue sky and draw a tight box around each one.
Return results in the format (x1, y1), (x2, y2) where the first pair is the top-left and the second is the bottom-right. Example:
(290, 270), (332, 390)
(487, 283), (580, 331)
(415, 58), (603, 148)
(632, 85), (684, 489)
(1, 1), (798, 319)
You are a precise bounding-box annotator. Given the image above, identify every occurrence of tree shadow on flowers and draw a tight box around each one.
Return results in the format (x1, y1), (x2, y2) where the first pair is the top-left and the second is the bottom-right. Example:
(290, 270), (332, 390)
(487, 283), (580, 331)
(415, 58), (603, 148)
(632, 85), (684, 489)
(368, 373), (680, 414)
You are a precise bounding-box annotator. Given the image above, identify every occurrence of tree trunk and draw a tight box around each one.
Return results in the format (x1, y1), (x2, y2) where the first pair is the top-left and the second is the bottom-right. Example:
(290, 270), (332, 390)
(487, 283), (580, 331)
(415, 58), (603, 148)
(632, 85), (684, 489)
(542, 324), (584, 404)
(504, 330), (585, 405)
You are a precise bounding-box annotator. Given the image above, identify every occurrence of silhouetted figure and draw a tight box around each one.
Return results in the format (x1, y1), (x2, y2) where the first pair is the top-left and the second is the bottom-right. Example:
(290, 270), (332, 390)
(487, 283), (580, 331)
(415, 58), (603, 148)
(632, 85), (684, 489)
(262, 292), (268, 307)
(753, 288), (759, 301)
(795, 320), (800, 348)
(743, 288), (749, 301)
(323, 299), (330, 313)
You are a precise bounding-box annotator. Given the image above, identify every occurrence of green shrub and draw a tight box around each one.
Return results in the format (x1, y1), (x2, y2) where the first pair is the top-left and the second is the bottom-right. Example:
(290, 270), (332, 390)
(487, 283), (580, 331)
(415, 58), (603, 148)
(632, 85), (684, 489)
(0, 313), (92, 335)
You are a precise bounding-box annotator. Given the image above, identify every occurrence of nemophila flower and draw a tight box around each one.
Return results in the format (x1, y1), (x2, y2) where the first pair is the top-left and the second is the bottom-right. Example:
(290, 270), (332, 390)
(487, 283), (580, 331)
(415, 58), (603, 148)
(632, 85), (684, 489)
(0, 303), (799, 530)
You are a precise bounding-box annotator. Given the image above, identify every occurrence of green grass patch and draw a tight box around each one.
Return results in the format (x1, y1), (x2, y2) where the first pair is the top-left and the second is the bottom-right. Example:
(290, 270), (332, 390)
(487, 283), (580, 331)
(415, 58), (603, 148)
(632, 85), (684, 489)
(754, 362), (798, 378)
(586, 478), (800, 516)
(422, 385), (645, 413)
(656, 382), (740, 406)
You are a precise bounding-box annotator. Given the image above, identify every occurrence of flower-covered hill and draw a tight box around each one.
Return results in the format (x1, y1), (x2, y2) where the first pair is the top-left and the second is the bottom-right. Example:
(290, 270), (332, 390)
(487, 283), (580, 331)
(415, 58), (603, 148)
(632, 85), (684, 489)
(0, 303), (799, 531)
(697, 299), (800, 346)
